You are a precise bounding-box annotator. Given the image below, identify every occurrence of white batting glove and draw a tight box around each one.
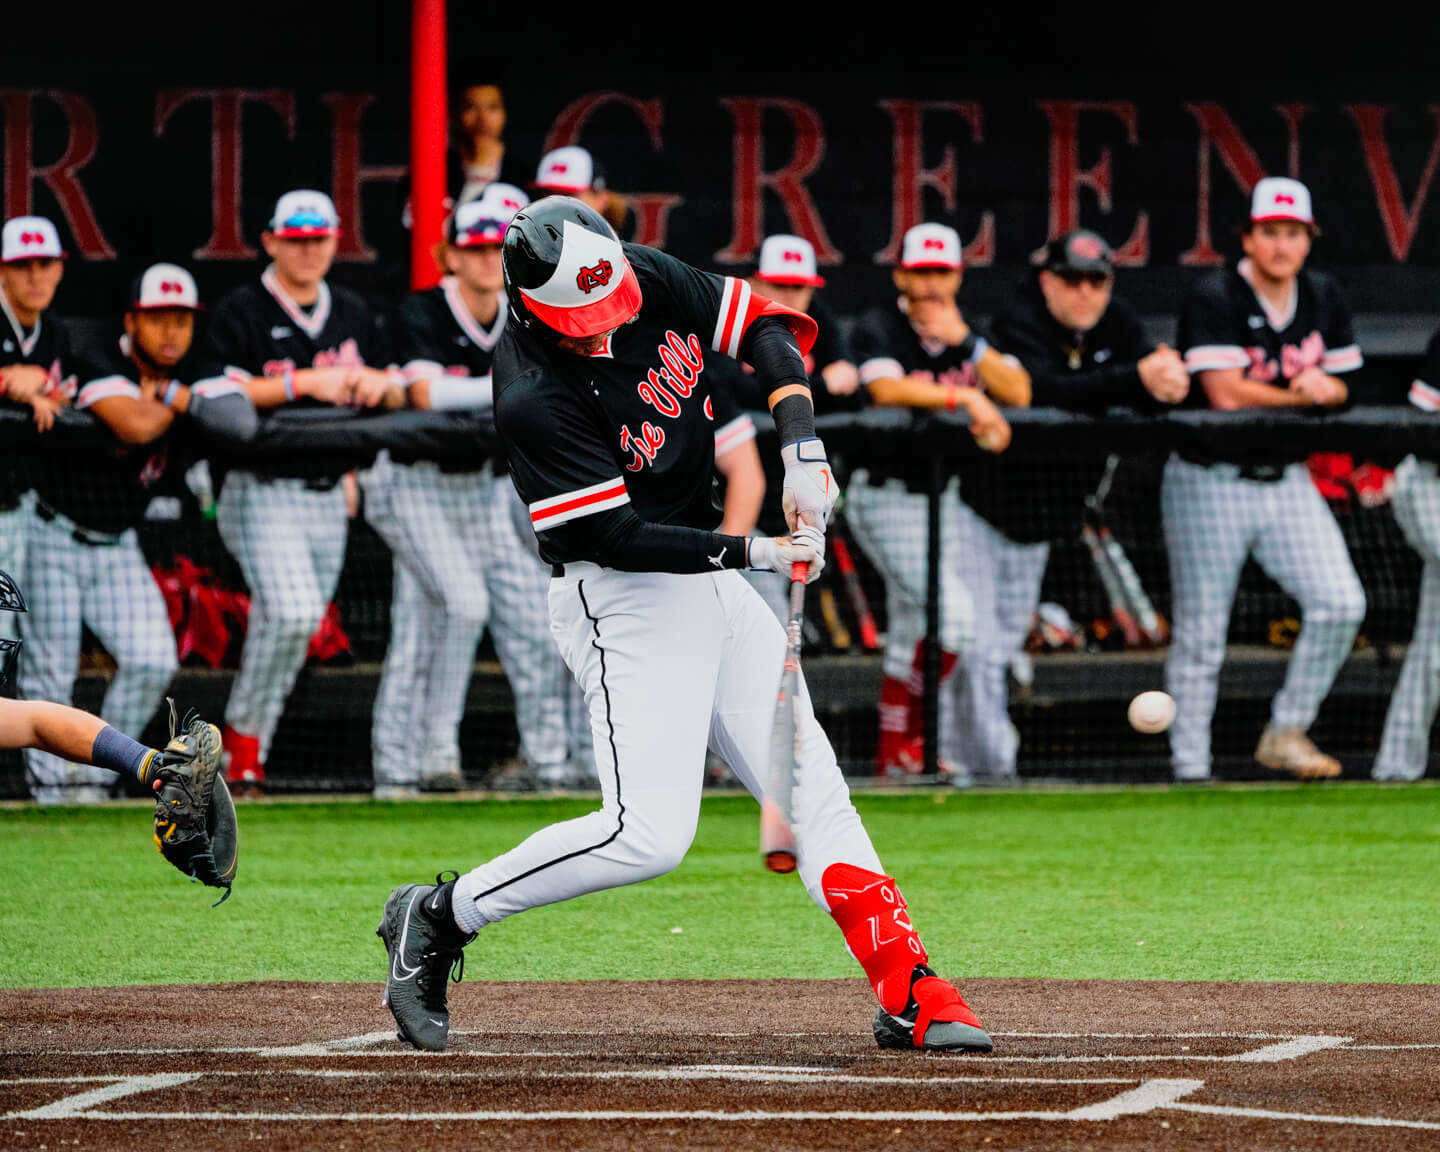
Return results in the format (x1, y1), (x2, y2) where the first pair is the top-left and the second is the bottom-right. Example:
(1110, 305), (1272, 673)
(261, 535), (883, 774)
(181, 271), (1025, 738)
(781, 438), (837, 533)
(747, 523), (825, 584)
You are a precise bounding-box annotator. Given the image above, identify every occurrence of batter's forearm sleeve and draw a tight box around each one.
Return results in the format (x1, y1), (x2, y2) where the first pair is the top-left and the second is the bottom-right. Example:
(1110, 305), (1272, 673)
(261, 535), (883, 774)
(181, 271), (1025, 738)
(546, 506), (750, 574)
(744, 317), (815, 445)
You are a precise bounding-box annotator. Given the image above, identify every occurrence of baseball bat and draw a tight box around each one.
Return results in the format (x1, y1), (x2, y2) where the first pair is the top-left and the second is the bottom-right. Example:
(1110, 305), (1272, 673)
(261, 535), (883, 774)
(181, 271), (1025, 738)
(818, 586), (852, 651)
(1082, 522), (1143, 648)
(1099, 527), (1168, 646)
(830, 531), (880, 651)
(760, 561), (807, 874)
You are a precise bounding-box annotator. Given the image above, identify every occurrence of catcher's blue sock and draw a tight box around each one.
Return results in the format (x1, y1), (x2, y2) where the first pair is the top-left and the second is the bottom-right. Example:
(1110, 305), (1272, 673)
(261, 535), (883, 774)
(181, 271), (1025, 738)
(92, 725), (156, 781)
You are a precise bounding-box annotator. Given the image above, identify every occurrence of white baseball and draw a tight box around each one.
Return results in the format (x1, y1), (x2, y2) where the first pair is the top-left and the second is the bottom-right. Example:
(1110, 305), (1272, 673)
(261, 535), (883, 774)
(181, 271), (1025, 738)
(1128, 690), (1175, 734)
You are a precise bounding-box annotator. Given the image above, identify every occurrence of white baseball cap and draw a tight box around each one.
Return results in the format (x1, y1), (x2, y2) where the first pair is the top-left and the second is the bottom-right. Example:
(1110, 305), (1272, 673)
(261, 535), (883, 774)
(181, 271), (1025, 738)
(132, 263), (202, 311)
(475, 181), (530, 221)
(533, 146), (605, 194)
(448, 200), (508, 248)
(1250, 177), (1314, 227)
(900, 223), (962, 270)
(268, 189), (340, 238)
(2, 216), (64, 263)
(756, 234), (825, 287)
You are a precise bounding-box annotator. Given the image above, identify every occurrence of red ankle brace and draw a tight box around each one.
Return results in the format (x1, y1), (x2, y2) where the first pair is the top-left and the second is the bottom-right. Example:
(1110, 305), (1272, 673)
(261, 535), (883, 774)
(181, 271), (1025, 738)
(822, 863), (927, 1015)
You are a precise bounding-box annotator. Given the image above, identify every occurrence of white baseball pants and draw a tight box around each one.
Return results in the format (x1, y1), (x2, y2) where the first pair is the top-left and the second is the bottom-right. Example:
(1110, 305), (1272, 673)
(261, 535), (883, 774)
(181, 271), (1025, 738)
(1374, 456), (1440, 780)
(451, 565), (883, 931)
(19, 507), (177, 791)
(217, 471), (348, 759)
(1162, 455), (1365, 779)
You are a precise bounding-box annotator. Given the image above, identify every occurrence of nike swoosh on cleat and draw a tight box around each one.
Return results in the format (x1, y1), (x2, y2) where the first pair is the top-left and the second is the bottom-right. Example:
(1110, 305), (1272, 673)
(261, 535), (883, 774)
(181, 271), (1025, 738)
(428, 1018), (445, 1028)
(389, 891), (424, 983)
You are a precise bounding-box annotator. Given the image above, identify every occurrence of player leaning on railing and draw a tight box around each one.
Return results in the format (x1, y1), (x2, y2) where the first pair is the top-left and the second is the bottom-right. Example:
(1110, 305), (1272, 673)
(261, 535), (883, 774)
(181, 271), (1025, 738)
(375, 196), (994, 1056)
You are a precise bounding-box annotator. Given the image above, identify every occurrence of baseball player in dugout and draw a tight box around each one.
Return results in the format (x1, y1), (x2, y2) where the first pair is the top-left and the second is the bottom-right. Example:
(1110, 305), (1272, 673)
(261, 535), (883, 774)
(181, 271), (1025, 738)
(531, 145), (632, 238)
(844, 223), (1027, 779)
(208, 190), (399, 795)
(21, 264), (253, 803)
(959, 231), (1189, 780)
(1166, 176), (1365, 782)
(367, 189), (580, 797)
(1, 216), (74, 682)
(377, 196), (994, 1057)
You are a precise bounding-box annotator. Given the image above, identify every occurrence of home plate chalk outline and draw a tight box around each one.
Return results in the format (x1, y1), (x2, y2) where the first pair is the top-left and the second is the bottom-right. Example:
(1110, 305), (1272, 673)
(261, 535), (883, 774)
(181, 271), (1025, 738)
(3, 1030), (1438, 1130)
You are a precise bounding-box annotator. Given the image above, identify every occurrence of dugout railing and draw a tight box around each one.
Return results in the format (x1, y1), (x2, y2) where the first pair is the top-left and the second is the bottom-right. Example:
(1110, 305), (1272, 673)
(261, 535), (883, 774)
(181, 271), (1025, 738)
(0, 403), (1433, 794)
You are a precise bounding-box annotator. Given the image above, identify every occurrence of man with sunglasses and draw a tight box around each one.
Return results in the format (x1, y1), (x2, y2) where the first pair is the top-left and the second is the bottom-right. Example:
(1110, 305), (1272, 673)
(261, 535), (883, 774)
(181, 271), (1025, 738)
(956, 231), (1188, 783)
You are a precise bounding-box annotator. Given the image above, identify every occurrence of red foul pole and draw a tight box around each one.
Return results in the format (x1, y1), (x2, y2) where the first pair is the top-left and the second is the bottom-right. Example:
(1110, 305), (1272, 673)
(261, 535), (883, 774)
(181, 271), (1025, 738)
(410, 0), (446, 290)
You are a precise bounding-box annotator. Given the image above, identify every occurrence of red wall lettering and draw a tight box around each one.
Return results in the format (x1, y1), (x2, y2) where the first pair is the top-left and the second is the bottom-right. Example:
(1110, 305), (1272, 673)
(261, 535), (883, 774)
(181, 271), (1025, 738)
(715, 97), (839, 266)
(324, 92), (406, 263)
(155, 89), (296, 260)
(1346, 104), (1440, 263)
(1036, 100), (1148, 266)
(1, 89), (114, 259)
(874, 100), (994, 267)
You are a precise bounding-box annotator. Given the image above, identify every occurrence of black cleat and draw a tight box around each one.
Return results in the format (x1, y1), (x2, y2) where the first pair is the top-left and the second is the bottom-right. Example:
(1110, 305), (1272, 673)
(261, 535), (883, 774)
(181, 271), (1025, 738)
(873, 964), (994, 1053)
(377, 871), (474, 1051)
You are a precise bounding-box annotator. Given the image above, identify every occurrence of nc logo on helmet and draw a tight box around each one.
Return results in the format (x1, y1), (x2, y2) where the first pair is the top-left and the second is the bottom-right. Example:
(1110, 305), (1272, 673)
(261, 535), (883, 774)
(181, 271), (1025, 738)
(576, 259), (613, 294)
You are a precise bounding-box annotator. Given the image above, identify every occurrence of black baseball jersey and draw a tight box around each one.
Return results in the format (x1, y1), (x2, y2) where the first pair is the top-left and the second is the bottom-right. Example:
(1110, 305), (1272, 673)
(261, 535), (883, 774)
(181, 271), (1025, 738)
(850, 300), (1001, 491)
(391, 277), (505, 469)
(1, 304), (74, 510)
(1408, 327), (1440, 412)
(1179, 261), (1361, 465)
(34, 334), (215, 534)
(494, 243), (814, 571)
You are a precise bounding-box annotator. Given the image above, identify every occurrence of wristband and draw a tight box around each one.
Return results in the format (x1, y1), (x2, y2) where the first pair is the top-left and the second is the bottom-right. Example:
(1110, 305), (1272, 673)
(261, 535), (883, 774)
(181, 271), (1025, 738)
(967, 337), (989, 366)
(944, 386), (959, 412)
(283, 368), (296, 401)
(160, 380), (181, 407)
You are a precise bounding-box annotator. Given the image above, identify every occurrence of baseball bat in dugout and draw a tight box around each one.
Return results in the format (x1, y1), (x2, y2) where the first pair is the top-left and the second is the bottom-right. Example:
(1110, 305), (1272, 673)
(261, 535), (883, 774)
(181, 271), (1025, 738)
(760, 561), (807, 874)
(830, 526), (880, 651)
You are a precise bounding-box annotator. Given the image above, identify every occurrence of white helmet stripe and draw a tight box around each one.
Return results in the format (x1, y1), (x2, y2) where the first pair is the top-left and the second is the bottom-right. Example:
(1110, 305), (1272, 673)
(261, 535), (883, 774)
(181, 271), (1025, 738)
(524, 220), (630, 311)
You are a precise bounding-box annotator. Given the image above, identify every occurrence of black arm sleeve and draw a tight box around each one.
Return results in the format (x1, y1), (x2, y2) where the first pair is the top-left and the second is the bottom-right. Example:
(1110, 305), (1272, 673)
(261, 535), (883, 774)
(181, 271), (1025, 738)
(546, 505), (751, 573)
(743, 316), (815, 444)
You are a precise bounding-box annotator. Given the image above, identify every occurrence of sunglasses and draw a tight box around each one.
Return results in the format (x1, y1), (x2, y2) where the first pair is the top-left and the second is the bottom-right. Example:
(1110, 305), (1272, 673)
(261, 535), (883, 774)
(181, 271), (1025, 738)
(1055, 270), (1111, 287)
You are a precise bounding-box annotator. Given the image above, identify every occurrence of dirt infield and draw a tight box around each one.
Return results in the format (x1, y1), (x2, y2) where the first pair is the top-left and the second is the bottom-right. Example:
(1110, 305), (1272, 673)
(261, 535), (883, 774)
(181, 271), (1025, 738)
(2, 978), (1437, 1151)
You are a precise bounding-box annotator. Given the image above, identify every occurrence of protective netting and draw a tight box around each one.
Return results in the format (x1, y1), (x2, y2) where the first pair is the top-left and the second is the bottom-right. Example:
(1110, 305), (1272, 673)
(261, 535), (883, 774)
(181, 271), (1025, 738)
(0, 403), (1434, 796)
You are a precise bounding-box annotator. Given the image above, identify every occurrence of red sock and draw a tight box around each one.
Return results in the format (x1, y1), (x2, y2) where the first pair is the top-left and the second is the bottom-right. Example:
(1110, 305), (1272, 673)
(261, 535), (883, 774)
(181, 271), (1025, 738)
(876, 676), (910, 772)
(906, 642), (957, 741)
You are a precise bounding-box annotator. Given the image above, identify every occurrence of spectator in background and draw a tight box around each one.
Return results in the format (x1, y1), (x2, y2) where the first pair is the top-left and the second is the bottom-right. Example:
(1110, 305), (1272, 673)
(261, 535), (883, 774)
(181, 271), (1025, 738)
(1372, 327), (1440, 781)
(845, 223), (1026, 779)
(967, 230), (1188, 782)
(0, 216), (73, 684)
(21, 264), (251, 804)
(1165, 177), (1365, 782)
(453, 83), (510, 205)
(531, 146), (632, 238)
(208, 190), (399, 795)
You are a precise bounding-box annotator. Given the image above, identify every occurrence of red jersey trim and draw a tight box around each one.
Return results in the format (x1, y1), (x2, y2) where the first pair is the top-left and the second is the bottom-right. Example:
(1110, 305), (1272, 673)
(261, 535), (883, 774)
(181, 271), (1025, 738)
(713, 278), (819, 361)
(530, 477), (630, 532)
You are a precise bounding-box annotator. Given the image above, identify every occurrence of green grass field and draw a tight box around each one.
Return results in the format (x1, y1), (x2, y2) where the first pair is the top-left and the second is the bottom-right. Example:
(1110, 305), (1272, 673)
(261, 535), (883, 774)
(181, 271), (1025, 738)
(2, 782), (1437, 989)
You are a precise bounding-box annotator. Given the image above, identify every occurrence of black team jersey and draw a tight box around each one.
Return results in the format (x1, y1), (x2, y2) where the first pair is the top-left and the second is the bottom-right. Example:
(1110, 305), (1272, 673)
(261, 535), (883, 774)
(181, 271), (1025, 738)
(391, 276), (505, 470)
(35, 335), (221, 535)
(494, 243), (814, 572)
(1, 295), (74, 511)
(849, 299), (1003, 493)
(1179, 259), (1362, 465)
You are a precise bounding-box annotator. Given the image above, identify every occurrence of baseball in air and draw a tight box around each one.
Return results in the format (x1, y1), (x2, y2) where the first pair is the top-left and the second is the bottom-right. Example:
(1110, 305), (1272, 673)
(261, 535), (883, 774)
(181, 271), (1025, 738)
(1128, 690), (1175, 734)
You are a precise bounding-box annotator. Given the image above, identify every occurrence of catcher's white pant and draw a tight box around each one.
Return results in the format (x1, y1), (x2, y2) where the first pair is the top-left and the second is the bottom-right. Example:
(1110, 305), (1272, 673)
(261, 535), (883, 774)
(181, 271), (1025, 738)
(19, 505), (177, 791)
(843, 471), (974, 682)
(1161, 455), (1365, 780)
(363, 457), (573, 787)
(0, 492), (30, 669)
(451, 566), (883, 931)
(217, 471), (348, 760)
(948, 498), (1050, 777)
(1375, 456), (1440, 780)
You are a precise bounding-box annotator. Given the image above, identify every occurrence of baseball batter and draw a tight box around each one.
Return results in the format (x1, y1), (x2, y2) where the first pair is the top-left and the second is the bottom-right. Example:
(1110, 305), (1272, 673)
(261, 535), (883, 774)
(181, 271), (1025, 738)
(207, 190), (397, 793)
(1168, 177), (1365, 781)
(1372, 327), (1440, 780)
(367, 193), (576, 795)
(20, 264), (248, 803)
(846, 223), (1024, 776)
(1, 216), (74, 685)
(377, 197), (993, 1057)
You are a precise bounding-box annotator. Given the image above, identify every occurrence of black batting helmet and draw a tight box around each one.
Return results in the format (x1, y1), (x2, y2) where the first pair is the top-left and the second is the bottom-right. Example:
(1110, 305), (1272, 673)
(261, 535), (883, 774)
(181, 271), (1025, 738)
(502, 196), (642, 339)
(0, 567), (26, 688)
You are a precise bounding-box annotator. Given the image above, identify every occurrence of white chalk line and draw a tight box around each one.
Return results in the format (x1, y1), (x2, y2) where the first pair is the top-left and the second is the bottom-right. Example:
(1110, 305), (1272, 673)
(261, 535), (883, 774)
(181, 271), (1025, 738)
(1, 1078), (1206, 1124)
(1169, 1101), (1440, 1131)
(6, 1074), (201, 1119)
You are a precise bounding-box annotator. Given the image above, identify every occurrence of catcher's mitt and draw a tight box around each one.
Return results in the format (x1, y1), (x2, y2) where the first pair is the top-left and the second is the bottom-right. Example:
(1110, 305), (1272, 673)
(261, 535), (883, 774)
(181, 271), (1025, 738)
(140, 699), (238, 905)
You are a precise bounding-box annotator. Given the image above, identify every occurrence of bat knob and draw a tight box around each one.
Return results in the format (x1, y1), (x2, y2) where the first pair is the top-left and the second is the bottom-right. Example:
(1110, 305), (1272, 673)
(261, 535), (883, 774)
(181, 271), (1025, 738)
(764, 850), (797, 874)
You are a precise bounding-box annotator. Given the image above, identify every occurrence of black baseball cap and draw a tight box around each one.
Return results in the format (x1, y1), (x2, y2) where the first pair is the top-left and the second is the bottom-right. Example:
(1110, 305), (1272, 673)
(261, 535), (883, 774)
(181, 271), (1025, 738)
(1043, 230), (1114, 277)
